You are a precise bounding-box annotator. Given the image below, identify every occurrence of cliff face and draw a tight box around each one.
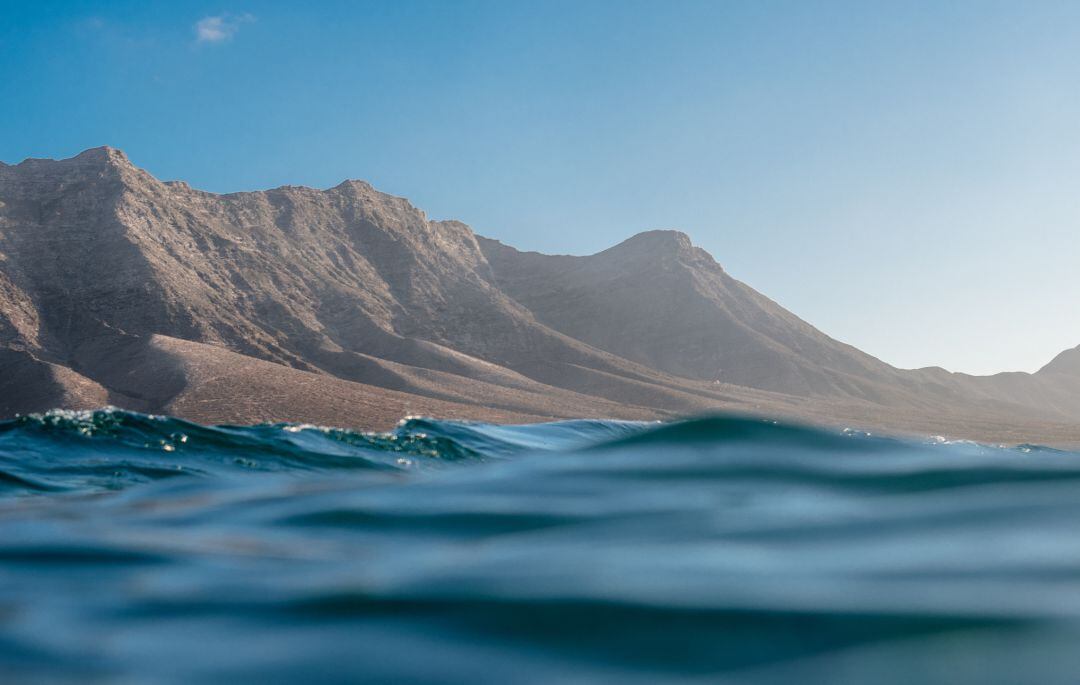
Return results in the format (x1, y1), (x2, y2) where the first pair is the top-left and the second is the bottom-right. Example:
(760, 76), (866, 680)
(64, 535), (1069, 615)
(1, 147), (1078, 440)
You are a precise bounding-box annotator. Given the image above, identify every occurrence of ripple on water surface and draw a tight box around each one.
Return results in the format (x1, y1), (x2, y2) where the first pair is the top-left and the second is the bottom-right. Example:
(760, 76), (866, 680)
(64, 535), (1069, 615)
(1, 408), (1079, 683)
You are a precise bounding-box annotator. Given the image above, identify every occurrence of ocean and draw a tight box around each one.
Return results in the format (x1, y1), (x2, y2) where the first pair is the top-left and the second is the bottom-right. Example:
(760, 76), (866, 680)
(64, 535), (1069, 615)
(1, 408), (1079, 683)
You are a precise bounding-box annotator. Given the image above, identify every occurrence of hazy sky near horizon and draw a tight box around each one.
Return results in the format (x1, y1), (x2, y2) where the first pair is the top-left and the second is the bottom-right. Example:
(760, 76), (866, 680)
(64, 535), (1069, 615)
(3, 0), (1079, 375)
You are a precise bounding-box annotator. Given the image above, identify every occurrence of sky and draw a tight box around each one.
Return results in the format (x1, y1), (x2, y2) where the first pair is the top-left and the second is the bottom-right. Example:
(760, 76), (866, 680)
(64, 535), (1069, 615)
(2, 0), (1079, 375)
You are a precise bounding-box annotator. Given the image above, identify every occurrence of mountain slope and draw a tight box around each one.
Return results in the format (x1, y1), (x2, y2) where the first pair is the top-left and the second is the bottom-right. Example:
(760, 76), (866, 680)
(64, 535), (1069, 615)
(1040, 346), (1080, 377)
(479, 231), (1080, 421)
(478, 230), (904, 398)
(1, 147), (1078, 441)
(0, 148), (777, 422)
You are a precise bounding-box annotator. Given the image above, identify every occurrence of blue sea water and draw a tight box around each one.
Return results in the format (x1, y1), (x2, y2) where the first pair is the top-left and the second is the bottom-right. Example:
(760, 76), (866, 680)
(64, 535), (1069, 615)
(2, 408), (1080, 683)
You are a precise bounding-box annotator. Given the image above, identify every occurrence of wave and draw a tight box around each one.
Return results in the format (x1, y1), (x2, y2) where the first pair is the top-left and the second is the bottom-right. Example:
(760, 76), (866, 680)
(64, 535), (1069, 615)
(0, 408), (599, 494)
(3, 408), (1080, 683)
(0, 408), (1073, 496)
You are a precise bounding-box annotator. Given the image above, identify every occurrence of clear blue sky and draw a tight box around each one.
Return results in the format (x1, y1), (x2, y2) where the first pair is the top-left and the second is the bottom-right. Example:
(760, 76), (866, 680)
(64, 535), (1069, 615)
(3, 0), (1079, 375)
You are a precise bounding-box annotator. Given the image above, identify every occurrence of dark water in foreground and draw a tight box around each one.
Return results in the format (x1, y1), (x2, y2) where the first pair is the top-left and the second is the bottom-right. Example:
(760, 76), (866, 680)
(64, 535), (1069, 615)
(2, 409), (1080, 683)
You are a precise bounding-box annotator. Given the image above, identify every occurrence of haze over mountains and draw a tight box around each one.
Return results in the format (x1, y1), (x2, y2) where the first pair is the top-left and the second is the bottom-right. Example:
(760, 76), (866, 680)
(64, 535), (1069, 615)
(1, 147), (1078, 443)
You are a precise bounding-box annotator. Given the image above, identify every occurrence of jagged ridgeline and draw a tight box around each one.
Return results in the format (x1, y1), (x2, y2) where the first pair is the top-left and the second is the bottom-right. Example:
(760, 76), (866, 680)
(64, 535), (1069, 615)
(1, 148), (1079, 443)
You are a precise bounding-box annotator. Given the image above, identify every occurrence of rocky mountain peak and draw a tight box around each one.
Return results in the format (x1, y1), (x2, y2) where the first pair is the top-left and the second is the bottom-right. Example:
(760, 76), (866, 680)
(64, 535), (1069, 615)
(330, 179), (376, 193)
(596, 229), (723, 273)
(2, 146), (148, 194)
(70, 146), (133, 167)
(613, 229), (693, 254)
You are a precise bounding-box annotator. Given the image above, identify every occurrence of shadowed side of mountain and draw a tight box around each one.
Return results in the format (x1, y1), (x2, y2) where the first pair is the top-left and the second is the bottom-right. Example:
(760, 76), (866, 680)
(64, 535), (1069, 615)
(0, 348), (110, 416)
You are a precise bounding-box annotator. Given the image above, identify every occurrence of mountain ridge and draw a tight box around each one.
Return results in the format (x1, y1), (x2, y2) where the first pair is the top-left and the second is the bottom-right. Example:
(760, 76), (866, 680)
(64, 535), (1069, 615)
(2, 147), (1078, 443)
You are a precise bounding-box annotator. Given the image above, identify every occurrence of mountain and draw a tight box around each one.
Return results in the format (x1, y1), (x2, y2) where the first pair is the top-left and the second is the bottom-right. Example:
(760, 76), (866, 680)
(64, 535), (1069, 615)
(0, 147), (768, 426)
(1041, 346), (1080, 377)
(479, 230), (906, 400)
(477, 233), (1080, 418)
(1, 147), (1078, 442)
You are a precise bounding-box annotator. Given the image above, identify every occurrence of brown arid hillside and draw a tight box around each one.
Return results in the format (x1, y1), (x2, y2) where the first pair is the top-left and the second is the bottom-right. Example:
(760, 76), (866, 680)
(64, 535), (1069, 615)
(2, 147), (1079, 444)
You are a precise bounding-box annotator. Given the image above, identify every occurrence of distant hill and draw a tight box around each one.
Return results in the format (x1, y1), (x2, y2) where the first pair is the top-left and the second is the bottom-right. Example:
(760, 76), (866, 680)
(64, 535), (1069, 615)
(1, 147), (1078, 443)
